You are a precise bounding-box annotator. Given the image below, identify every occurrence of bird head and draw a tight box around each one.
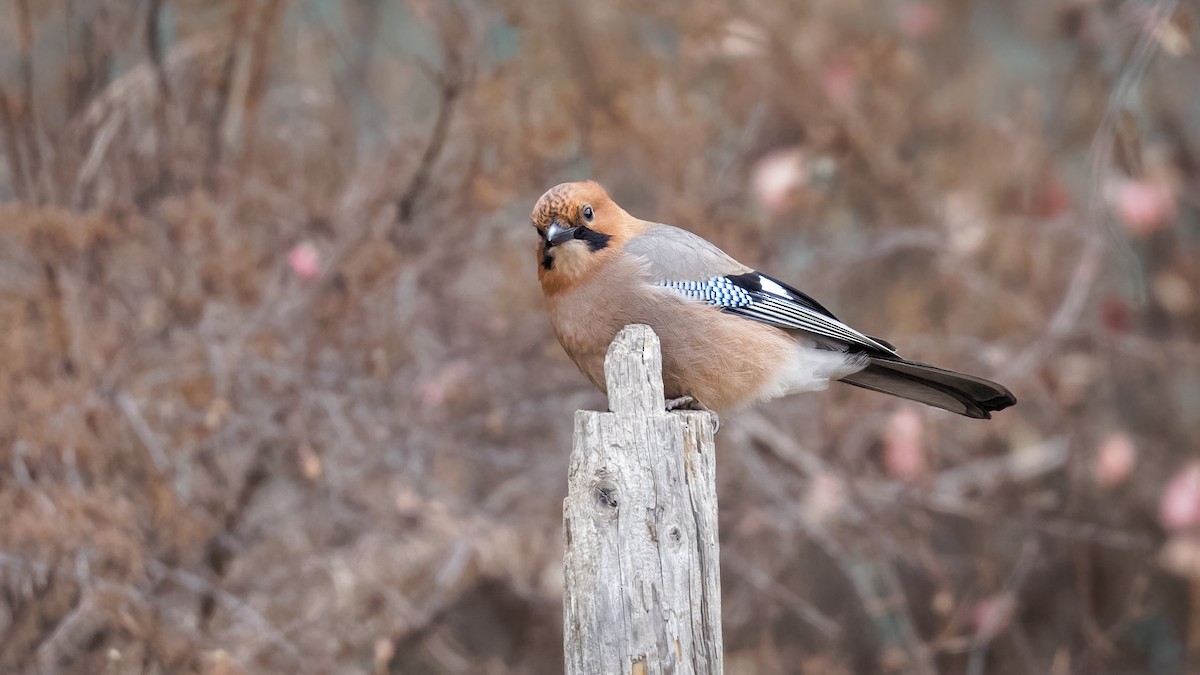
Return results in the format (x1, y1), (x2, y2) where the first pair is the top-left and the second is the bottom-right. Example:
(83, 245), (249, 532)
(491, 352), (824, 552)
(530, 181), (638, 294)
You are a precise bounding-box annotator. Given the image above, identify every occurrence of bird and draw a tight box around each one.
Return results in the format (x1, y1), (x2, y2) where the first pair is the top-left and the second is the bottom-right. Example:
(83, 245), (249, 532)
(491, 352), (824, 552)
(530, 180), (1016, 420)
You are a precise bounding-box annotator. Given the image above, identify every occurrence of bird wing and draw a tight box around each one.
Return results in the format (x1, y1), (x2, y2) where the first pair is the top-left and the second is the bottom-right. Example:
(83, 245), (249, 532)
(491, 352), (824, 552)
(657, 272), (899, 355)
(628, 225), (898, 355)
(625, 223), (753, 280)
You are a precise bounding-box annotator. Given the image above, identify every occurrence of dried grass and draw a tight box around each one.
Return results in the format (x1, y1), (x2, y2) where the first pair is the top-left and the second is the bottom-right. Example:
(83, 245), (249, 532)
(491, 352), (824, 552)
(1, 1), (1198, 673)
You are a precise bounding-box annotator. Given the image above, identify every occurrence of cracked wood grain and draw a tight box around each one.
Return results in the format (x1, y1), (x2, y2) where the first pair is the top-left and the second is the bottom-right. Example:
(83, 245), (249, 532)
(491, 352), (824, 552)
(564, 325), (722, 675)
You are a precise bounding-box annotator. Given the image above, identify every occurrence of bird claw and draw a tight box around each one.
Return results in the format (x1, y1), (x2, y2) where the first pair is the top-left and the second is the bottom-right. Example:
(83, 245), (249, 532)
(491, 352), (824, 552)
(664, 396), (720, 434)
(665, 396), (695, 411)
(705, 410), (721, 434)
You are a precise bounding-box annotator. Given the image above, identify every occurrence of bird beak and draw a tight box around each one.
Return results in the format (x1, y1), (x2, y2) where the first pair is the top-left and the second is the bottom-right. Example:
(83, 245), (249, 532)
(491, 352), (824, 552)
(545, 221), (577, 247)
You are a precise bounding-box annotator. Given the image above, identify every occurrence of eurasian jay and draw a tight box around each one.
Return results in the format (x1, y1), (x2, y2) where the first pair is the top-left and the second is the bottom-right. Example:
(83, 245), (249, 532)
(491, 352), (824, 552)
(531, 181), (1016, 419)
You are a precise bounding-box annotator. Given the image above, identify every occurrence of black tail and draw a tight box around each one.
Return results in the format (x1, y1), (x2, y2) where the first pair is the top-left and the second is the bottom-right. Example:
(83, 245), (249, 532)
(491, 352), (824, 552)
(839, 356), (1016, 419)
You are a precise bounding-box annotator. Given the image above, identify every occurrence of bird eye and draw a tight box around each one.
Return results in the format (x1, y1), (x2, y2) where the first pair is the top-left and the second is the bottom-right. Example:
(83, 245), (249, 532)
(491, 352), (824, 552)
(582, 205), (594, 222)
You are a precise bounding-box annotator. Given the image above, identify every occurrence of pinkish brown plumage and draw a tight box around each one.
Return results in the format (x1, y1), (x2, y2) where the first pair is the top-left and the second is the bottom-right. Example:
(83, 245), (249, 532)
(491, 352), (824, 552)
(530, 181), (1016, 418)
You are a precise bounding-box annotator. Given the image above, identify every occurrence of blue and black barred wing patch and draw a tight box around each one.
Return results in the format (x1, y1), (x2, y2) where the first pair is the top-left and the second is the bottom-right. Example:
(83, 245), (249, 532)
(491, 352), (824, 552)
(657, 272), (898, 355)
(656, 276), (755, 309)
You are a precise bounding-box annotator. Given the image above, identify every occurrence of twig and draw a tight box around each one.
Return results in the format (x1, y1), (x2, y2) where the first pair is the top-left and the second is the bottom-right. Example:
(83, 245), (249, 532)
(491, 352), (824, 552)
(146, 560), (304, 664)
(1004, 0), (1177, 379)
(394, 8), (471, 228)
(62, 446), (85, 493)
(199, 454), (269, 626)
(116, 392), (170, 472)
(0, 87), (30, 201)
(966, 541), (1040, 675)
(14, 0), (44, 203)
(206, 17), (246, 190)
(915, 497), (1153, 553)
(72, 110), (123, 208)
(734, 433), (935, 674)
(394, 74), (462, 226)
(929, 436), (1070, 505)
(234, 0), (286, 174)
(146, 0), (173, 193)
(145, 0), (171, 102)
(11, 440), (34, 488)
(733, 410), (829, 478)
(723, 549), (841, 638)
(35, 585), (100, 672)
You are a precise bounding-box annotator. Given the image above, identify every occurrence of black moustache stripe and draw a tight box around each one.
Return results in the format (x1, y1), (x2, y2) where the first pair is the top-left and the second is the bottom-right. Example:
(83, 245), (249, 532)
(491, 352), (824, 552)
(576, 227), (610, 252)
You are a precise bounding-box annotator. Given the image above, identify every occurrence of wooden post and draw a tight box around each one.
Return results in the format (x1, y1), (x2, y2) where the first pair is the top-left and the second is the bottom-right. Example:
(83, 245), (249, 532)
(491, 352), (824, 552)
(563, 324), (723, 675)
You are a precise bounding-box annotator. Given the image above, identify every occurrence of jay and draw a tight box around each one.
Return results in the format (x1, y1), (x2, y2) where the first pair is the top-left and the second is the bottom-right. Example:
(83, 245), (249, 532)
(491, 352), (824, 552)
(531, 181), (1016, 419)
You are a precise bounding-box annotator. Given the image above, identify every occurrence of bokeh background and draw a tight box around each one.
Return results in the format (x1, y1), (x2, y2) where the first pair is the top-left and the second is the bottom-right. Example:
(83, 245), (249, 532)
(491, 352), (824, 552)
(1, 0), (1199, 673)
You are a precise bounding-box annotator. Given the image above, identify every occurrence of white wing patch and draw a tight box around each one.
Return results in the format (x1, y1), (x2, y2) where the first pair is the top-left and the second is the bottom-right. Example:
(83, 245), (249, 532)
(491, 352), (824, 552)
(757, 277), (790, 297)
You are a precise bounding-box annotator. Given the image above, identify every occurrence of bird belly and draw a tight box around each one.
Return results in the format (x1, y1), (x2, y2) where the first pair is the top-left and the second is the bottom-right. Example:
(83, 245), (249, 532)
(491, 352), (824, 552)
(546, 270), (865, 412)
(646, 294), (869, 410)
(653, 307), (794, 410)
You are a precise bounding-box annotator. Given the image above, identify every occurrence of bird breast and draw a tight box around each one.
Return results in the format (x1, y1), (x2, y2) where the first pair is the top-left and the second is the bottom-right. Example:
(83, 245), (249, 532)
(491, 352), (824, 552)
(545, 255), (850, 411)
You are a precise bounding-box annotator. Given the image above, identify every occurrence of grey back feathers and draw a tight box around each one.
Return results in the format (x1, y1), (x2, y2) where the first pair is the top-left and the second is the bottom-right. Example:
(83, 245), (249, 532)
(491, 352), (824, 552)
(625, 223), (752, 281)
(628, 224), (896, 355)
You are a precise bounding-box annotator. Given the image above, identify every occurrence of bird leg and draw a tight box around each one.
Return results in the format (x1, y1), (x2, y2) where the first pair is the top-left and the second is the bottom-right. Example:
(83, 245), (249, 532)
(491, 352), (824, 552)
(664, 396), (720, 433)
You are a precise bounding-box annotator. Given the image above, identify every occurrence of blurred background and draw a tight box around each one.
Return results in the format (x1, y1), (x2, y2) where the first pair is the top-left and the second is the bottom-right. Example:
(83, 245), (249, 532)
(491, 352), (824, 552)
(1, 0), (1198, 673)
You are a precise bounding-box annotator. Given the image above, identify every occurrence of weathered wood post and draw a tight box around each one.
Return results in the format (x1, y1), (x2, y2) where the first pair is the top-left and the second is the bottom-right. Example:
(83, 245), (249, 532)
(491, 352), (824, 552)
(563, 324), (723, 675)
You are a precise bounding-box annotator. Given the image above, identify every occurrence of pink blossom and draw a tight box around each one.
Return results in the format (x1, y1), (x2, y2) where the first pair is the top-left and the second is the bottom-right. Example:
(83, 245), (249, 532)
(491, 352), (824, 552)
(374, 638), (396, 667)
(751, 147), (807, 214)
(1100, 293), (1132, 334)
(417, 359), (474, 410)
(1031, 180), (1072, 218)
(897, 2), (944, 39)
(1110, 179), (1176, 236)
(1154, 271), (1195, 316)
(820, 60), (858, 106)
(1094, 432), (1137, 488)
(298, 443), (322, 481)
(1160, 462), (1200, 531)
(288, 241), (321, 280)
(884, 408), (926, 481)
(804, 472), (846, 523)
(973, 592), (1016, 643)
(1159, 535), (1200, 580)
